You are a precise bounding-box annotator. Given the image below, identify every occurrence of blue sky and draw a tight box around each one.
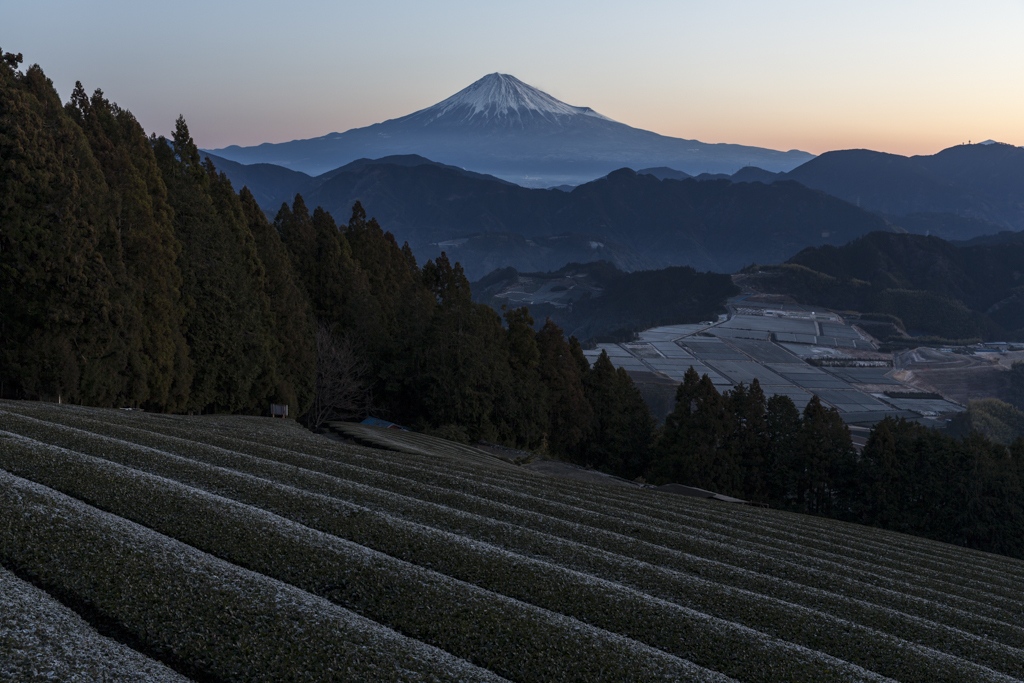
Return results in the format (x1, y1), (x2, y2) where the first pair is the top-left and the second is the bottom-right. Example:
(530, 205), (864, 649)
(6, 0), (1023, 155)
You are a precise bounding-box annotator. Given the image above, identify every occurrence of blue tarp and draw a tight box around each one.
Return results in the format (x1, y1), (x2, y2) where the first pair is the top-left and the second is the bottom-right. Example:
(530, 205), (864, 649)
(361, 417), (409, 431)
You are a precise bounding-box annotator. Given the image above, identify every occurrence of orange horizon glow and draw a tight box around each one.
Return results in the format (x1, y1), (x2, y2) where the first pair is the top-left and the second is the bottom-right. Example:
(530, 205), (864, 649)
(6, 1), (1022, 160)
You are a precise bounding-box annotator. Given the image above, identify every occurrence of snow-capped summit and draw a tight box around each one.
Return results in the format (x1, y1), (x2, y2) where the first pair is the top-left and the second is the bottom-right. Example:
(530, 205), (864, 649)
(414, 73), (615, 125)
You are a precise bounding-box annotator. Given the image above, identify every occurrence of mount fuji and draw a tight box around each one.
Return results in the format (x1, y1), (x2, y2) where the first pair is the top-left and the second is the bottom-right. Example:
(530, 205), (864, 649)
(208, 73), (813, 187)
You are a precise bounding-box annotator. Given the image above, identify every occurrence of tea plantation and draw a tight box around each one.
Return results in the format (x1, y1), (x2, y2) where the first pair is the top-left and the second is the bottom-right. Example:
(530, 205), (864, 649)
(1, 399), (1023, 682)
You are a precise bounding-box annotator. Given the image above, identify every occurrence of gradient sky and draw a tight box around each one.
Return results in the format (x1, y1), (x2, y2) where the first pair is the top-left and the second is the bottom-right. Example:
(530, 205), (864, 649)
(6, 1), (1023, 156)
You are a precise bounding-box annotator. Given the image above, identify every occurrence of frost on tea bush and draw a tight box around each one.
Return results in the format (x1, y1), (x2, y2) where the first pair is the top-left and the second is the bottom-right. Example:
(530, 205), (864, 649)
(2, 400), (1024, 683)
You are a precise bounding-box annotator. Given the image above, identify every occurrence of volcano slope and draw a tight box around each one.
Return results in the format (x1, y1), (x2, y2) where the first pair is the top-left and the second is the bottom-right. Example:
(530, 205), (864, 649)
(1, 400), (1023, 682)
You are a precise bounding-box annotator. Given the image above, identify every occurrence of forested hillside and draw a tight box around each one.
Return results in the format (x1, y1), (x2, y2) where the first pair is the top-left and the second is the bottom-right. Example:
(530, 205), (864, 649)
(0, 51), (686, 461)
(745, 231), (1024, 341)
(473, 261), (738, 342)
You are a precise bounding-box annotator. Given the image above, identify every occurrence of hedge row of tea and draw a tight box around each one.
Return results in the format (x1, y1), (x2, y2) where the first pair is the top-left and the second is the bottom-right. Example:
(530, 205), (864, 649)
(0, 566), (188, 682)
(0, 416), (905, 681)
(2, 401), (1023, 681)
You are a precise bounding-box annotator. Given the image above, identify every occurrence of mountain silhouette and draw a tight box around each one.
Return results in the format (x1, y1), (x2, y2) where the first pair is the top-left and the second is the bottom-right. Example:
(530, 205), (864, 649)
(648, 142), (1024, 239)
(207, 73), (813, 186)
(205, 152), (896, 278)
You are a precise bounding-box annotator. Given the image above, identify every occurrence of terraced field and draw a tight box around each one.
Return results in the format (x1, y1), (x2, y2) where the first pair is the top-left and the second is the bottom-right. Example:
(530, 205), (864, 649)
(2, 400), (1023, 682)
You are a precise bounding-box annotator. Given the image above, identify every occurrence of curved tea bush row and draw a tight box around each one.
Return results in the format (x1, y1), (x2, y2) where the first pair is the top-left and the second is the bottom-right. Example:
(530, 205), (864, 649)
(432, 450), (1023, 596)
(282, 417), (1024, 588)
(115, 412), (1024, 631)
(332, 421), (524, 470)
(461, 475), (1024, 613)
(53, 405), (1024, 597)
(134, 407), (1024, 607)
(520, 473), (1024, 600)
(299, 435), (1024, 606)
(9, 405), (1007, 610)
(3, 417), (1023, 681)
(263, 420), (1024, 588)
(0, 426), (987, 682)
(0, 469), (508, 683)
(37, 408), (1022, 646)
(0, 434), (734, 683)
(305, 442), (1024, 616)
(5, 406), (1022, 652)
(0, 566), (189, 683)
(583, 465), (1024, 574)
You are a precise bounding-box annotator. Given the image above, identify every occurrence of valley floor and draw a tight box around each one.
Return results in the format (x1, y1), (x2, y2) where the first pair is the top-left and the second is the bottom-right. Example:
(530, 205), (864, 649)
(589, 295), (967, 427)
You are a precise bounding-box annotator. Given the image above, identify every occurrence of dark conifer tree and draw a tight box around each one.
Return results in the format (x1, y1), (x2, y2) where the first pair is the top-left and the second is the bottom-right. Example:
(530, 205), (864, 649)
(652, 367), (701, 482)
(578, 352), (618, 469)
(1013, 438), (1024, 489)
(341, 201), (424, 362)
(725, 379), (769, 501)
(417, 253), (504, 439)
(59, 83), (138, 402)
(846, 417), (902, 527)
(568, 336), (592, 377)
(153, 117), (271, 413)
(582, 351), (655, 477)
(344, 201), (417, 324)
(1008, 362), (1024, 412)
(0, 60), (128, 405)
(652, 368), (729, 489)
(609, 365), (657, 479)
(372, 269), (435, 425)
(847, 418), (1024, 557)
(315, 205), (378, 343)
(796, 396), (855, 515)
(950, 432), (1024, 556)
(66, 83), (190, 410)
(239, 188), (316, 414)
(536, 320), (593, 458)
(764, 394), (803, 507)
(276, 198), (375, 342)
(274, 195), (317, 296)
(491, 307), (547, 449)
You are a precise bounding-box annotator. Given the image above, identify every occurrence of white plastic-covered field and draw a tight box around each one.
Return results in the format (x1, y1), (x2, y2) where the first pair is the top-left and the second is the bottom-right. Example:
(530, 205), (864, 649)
(1, 399), (1023, 682)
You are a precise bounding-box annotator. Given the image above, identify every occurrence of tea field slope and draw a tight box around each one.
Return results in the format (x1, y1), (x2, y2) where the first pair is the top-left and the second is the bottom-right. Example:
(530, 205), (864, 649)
(0, 566), (190, 683)
(1, 400), (1023, 682)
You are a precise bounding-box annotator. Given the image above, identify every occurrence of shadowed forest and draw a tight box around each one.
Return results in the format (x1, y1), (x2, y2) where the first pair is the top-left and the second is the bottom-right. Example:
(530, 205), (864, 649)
(746, 231), (1024, 343)
(0, 53), (674, 463)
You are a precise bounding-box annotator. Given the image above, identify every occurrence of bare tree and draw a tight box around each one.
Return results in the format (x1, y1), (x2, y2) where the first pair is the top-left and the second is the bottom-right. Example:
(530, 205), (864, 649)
(308, 321), (368, 430)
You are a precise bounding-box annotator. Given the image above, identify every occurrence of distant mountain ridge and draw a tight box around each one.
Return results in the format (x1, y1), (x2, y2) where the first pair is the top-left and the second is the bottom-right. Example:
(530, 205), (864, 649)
(648, 142), (1024, 239)
(207, 73), (813, 186)
(202, 152), (510, 212)
(210, 141), (1024, 281)
(205, 151), (897, 280)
